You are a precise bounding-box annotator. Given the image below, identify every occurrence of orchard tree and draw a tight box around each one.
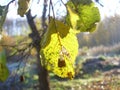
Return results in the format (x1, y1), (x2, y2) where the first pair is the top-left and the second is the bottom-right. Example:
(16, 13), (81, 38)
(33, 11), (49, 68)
(0, 0), (100, 90)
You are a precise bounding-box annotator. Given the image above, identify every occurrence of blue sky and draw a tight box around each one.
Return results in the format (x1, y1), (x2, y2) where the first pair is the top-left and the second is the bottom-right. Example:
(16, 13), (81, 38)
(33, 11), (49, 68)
(0, 0), (120, 19)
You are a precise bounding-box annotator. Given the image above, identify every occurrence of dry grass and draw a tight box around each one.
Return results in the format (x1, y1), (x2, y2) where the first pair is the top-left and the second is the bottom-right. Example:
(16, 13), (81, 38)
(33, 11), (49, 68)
(50, 75), (120, 90)
(88, 43), (120, 56)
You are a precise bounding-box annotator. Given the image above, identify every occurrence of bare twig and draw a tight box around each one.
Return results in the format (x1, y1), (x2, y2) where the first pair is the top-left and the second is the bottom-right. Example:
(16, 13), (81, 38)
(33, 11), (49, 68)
(61, 0), (66, 6)
(7, 0), (16, 6)
(41, 0), (48, 36)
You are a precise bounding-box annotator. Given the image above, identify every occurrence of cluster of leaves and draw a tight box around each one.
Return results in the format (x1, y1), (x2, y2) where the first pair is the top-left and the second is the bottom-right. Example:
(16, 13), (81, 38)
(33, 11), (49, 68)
(40, 0), (100, 79)
(0, 0), (100, 81)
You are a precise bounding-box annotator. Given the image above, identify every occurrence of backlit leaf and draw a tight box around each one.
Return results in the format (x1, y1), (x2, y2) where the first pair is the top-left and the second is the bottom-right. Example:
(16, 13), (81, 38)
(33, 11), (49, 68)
(40, 18), (78, 78)
(66, 0), (100, 32)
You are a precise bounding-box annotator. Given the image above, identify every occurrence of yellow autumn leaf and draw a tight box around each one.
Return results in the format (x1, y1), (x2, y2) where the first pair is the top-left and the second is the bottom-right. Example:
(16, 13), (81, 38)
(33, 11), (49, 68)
(40, 18), (78, 78)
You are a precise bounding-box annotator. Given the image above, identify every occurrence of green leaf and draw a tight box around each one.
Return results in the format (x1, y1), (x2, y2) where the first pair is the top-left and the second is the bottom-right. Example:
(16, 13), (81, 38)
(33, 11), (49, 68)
(76, 3), (100, 32)
(0, 63), (9, 82)
(0, 47), (6, 64)
(66, 0), (100, 32)
(0, 47), (9, 82)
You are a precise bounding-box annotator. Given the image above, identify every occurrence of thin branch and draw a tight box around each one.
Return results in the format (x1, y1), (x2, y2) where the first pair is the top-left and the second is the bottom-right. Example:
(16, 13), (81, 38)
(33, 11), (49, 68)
(7, 0), (16, 6)
(61, 0), (66, 6)
(41, 0), (48, 36)
(13, 52), (30, 83)
(26, 10), (41, 48)
(48, 0), (51, 20)
(95, 0), (104, 7)
(26, 10), (38, 34)
(50, 0), (56, 19)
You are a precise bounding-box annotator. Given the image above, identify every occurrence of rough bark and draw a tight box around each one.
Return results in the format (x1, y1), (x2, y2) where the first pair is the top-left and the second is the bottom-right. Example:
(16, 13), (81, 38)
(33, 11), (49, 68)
(26, 10), (50, 90)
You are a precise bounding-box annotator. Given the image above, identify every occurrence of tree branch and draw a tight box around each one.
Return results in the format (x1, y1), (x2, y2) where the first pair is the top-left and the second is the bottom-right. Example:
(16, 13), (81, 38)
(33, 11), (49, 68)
(26, 8), (50, 90)
(26, 10), (41, 50)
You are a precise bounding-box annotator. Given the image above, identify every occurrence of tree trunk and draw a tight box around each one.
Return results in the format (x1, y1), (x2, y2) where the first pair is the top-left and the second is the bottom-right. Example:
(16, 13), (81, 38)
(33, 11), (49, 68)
(26, 10), (50, 90)
(36, 48), (50, 90)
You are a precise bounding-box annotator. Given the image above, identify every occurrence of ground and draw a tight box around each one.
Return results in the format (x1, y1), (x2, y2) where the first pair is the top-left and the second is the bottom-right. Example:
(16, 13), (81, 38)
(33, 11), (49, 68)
(0, 45), (120, 90)
(50, 56), (120, 90)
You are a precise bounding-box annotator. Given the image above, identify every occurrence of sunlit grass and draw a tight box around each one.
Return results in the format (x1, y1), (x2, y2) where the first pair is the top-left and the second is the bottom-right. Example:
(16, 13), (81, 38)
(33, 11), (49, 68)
(50, 75), (120, 90)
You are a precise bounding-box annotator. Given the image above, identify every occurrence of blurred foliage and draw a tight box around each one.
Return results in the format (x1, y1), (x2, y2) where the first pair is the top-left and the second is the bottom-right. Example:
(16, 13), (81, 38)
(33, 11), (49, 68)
(0, 32), (15, 46)
(0, 5), (6, 16)
(0, 5), (8, 33)
(0, 46), (9, 82)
